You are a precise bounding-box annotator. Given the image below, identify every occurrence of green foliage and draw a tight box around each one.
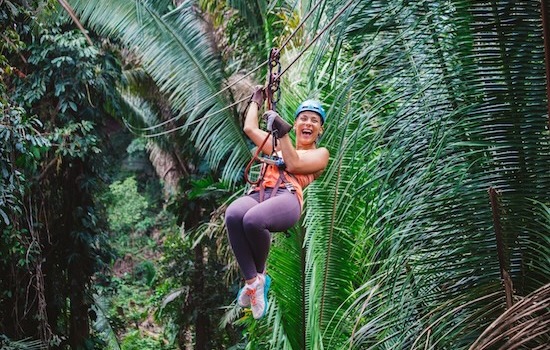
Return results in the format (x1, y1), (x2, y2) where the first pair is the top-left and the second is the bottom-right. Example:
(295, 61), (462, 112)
(50, 120), (101, 158)
(91, 293), (122, 350)
(159, 230), (193, 289)
(198, 0), (266, 66)
(1, 0), (24, 76)
(0, 334), (44, 350)
(92, 125), (178, 348)
(69, 0), (250, 184)
(0, 1), (123, 347)
(17, 26), (105, 117)
(0, 103), (49, 224)
(103, 176), (149, 233)
(126, 137), (148, 156)
(289, 1), (549, 349)
(94, 272), (166, 347)
(120, 329), (174, 350)
(58, 0), (550, 349)
(134, 260), (157, 287)
(13, 21), (124, 128)
(156, 175), (238, 349)
(92, 208), (180, 349)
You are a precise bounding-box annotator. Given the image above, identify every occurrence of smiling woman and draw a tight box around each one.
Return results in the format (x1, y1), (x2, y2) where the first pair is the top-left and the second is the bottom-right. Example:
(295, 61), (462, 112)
(224, 86), (329, 320)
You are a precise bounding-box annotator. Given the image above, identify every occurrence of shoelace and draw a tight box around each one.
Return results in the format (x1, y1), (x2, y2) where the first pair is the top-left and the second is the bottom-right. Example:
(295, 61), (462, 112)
(246, 288), (257, 306)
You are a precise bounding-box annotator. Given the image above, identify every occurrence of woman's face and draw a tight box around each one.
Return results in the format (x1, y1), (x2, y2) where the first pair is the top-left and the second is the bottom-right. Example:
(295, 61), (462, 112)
(294, 111), (323, 146)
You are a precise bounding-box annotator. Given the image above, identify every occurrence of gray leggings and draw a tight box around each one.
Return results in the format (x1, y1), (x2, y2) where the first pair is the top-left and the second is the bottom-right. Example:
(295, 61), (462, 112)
(225, 188), (301, 280)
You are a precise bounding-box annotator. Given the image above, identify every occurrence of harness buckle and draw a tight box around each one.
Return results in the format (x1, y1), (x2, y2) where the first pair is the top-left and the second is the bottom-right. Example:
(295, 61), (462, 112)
(247, 185), (257, 195)
(260, 155), (286, 169)
(284, 181), (296, 193)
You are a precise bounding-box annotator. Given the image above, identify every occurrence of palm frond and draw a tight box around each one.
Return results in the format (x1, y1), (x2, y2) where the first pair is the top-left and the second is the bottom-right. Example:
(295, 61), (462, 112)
(68, 0), (250, 183)
(0, 336), (45, 350)
(227, 0), (268, 40)
(469, 283), (550, 350)
(329, 0), (550, 348)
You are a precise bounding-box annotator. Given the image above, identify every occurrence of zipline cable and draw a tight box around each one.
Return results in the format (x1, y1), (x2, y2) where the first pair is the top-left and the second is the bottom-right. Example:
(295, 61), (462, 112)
(124, 95), (250, 138)
(129, 0), (354, 137)
(279, 0), (356, 79)
(125, 1), (325, 134)
(125, 61), (269, 132)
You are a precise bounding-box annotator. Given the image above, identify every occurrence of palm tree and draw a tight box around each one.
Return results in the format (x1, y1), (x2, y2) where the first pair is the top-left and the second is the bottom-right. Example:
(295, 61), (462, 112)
(68, 0), (250, 181)
(285, 1), (550, 348)
(65, 0), (549, 348)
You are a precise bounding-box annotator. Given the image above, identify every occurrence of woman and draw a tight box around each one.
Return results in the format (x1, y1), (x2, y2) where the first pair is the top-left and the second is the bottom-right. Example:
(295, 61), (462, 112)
(225, 86), (329, 319)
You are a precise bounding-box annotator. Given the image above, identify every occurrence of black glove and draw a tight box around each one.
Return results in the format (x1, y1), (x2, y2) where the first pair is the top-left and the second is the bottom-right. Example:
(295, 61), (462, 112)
(249, 85), (265, 107)
(263, 110), (292, 138)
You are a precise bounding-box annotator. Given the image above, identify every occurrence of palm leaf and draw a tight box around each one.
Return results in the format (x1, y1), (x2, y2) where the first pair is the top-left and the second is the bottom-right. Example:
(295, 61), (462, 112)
(331, 0), (550, 348)
(469, 283), (550, 349)
(67, 0), (250, 183)
(92, 294), (122, 350)
(255, 0), (549, 349)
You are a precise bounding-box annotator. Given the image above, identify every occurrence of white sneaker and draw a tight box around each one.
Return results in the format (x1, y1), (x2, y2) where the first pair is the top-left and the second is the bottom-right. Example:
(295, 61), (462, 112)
(247, 274), (271, 319)
(237, 285), (251, 307)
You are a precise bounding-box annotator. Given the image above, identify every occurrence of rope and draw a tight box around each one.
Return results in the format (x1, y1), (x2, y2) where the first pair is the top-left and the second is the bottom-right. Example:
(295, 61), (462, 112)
(127, 0), (354, 137)
(280, 0), (356, 78)
(125, 61), (268, 132)
(126, 1), (325, 135)
(124, 95), (249, 138)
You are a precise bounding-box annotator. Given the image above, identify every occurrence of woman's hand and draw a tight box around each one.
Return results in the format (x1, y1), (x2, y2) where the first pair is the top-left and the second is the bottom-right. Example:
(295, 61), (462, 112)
(263, 110), (292, 138)
(249, 85), (265, 107)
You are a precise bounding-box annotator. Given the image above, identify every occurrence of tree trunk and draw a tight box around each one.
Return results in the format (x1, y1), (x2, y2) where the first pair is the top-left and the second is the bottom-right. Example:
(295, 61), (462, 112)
(68, 265), (89, 349)
(193, 243), (208, 350)
(66, 160), (91, 349)
(177, 206), (210, 350)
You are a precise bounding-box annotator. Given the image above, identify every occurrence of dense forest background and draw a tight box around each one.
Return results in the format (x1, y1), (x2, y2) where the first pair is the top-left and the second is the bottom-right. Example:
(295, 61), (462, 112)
(1, 0), (549, 349)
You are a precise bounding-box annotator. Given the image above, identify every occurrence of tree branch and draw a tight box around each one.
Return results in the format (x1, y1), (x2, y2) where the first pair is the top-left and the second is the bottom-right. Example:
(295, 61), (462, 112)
(57, 0), (94, 46)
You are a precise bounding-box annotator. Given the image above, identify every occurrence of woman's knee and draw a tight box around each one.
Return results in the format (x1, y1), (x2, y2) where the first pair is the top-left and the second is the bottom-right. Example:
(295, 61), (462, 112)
(225, 197), (260, 229)
(242, 211), (264, 234)
(225, 202), (244, 226)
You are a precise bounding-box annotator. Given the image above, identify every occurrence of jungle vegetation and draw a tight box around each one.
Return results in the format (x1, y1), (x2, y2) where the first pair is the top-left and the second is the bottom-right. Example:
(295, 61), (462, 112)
(1, 0), (549, 349)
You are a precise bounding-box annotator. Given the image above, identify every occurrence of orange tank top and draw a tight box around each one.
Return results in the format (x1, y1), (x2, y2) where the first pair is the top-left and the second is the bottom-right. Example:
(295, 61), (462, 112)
(260, 164), (315, 208)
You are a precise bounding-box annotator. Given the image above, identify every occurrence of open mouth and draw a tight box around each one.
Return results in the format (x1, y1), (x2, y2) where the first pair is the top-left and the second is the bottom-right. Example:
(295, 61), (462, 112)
(301, 129), (313, 136)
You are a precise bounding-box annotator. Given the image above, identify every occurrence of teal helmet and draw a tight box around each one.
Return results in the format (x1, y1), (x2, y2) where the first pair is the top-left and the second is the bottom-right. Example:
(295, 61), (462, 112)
(294, 99), (326, 124)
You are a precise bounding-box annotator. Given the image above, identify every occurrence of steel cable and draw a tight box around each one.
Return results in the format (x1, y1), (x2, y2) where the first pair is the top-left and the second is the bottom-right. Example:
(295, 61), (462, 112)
(128, 0), (354, 137)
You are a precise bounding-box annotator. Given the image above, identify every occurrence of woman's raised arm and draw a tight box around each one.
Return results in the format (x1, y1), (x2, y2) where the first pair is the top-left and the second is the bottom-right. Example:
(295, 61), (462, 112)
(243, 87), (273, 154)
